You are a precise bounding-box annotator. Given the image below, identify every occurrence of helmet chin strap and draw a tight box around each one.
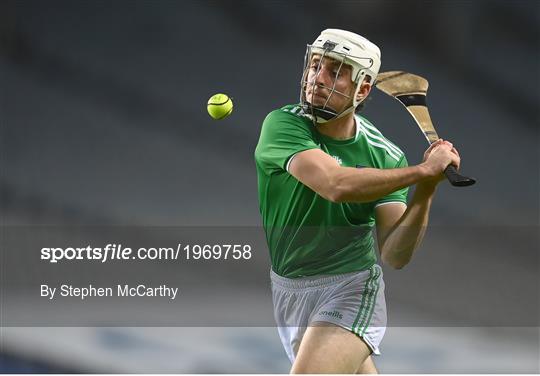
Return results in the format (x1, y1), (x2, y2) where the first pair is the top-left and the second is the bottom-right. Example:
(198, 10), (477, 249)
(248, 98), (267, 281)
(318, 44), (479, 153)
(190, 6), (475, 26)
(305, 80), (364, 124)
(306, 104), (355, 124)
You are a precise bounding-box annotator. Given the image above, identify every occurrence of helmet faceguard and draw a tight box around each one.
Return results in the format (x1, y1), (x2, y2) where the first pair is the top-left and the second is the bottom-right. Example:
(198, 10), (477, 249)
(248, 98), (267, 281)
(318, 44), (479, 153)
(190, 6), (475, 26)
(300, 29), (381, 124)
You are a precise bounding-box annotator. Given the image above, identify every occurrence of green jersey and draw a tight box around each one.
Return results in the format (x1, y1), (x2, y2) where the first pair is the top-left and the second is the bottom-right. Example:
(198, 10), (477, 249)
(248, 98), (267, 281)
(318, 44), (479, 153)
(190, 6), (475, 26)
(255, 104), (408, 278)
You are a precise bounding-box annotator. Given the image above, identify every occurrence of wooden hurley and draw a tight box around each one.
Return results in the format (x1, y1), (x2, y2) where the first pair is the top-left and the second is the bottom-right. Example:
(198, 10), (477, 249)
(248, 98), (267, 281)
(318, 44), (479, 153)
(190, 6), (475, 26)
(375, 71), (476, 187)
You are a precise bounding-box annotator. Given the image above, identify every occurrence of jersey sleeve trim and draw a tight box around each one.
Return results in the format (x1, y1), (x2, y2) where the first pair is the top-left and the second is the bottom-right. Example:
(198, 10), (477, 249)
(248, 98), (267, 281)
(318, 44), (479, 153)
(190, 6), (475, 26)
(255, 107), (319, 174)
(285, 152), (298, 172)
(284, 146), (320, 172)
(374, 201), (407, 208)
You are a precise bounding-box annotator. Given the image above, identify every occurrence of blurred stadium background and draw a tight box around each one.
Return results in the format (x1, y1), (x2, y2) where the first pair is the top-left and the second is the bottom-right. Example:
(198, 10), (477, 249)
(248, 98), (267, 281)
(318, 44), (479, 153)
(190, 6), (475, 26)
(1, 0), (538, 373)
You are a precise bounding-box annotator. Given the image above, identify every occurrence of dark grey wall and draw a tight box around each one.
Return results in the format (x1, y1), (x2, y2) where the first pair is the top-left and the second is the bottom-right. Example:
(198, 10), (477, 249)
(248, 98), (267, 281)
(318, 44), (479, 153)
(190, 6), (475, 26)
(2, 0), (538, 227)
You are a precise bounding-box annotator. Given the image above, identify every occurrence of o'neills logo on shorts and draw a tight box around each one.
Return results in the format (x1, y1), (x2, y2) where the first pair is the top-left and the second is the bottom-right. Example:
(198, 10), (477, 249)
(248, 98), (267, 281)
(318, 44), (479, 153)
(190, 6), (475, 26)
(319, 310), (343, 320)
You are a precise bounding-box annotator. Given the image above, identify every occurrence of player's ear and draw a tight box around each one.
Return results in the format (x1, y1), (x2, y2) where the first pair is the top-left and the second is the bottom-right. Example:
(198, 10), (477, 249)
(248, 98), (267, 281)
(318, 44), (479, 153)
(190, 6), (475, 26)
(356, 79), (372, 102)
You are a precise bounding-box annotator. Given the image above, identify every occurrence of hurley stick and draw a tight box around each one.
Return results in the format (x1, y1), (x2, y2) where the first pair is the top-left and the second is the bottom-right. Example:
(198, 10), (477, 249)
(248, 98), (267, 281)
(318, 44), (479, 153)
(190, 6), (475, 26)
(376, 71), (476, 187)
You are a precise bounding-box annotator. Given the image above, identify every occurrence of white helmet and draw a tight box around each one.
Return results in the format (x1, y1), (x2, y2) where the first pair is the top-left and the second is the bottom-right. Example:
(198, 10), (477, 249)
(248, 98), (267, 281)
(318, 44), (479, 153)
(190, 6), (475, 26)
(300, 29), (381, 123)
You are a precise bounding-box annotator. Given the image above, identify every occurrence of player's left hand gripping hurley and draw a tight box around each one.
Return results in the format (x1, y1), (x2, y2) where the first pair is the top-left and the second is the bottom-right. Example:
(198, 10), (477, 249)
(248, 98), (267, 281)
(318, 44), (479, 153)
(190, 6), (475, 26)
(375, 71), (476, 187)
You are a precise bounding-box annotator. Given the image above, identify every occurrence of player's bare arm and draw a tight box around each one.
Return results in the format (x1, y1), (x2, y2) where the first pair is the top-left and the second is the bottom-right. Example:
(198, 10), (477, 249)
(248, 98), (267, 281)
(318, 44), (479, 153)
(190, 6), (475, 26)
(288, 139), (458, 204)
(375, 192), (430, 270)
(375, 140), (460, 269)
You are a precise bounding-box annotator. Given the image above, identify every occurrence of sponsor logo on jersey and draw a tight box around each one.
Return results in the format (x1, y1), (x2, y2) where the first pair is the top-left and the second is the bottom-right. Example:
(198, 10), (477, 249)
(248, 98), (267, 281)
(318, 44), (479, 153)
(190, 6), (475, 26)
(332, 155), (343, 165)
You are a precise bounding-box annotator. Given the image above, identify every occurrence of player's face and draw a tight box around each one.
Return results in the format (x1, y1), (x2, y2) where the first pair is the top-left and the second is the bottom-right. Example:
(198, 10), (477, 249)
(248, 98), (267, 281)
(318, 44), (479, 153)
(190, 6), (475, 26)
(304, 54), (355, 113)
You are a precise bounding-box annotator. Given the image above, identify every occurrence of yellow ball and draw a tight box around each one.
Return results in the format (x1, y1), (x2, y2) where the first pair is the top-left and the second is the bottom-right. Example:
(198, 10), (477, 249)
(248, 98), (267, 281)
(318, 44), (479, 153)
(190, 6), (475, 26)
(207, 93), (233, 120)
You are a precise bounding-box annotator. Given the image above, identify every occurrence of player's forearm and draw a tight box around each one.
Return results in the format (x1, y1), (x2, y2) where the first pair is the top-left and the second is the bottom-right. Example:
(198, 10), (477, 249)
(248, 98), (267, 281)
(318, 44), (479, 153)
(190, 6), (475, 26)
(379, 184), (436, 269)
(330, 164), (430, 203)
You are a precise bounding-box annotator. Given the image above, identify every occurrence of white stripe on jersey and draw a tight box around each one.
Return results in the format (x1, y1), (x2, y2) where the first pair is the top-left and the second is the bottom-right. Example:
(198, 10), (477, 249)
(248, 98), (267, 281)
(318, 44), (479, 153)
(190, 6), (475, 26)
(357, 117), (404, 155)
(356, 126), (401, 162)
(357, 122), (403, 157)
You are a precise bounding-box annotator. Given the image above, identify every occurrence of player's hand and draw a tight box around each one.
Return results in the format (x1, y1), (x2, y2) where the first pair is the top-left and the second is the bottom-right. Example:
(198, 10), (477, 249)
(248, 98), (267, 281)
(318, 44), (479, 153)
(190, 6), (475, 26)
(421, 139), (461, 184)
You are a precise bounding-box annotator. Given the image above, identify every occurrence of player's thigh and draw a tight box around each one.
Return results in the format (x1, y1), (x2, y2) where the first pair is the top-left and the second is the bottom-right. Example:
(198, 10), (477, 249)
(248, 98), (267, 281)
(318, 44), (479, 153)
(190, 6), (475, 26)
(357, 356), (378, 374)
(291, 321), (371, 374)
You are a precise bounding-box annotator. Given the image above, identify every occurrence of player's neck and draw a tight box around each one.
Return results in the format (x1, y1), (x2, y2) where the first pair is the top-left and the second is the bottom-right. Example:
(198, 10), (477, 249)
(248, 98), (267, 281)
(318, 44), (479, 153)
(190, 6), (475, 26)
(316, 113), (355, 140)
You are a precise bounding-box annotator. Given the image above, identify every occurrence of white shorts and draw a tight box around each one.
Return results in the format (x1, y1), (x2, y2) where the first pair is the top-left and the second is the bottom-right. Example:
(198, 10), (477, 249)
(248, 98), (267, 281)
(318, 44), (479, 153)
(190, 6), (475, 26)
(270, 264), (387, 363)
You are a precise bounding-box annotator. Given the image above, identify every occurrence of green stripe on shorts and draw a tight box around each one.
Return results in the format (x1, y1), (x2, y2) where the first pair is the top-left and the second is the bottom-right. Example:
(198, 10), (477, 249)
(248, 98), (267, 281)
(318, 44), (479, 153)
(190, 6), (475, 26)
(360, 267), (382, 336)
(352, 265), (376, 334)
(354, 265), (381, 335)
